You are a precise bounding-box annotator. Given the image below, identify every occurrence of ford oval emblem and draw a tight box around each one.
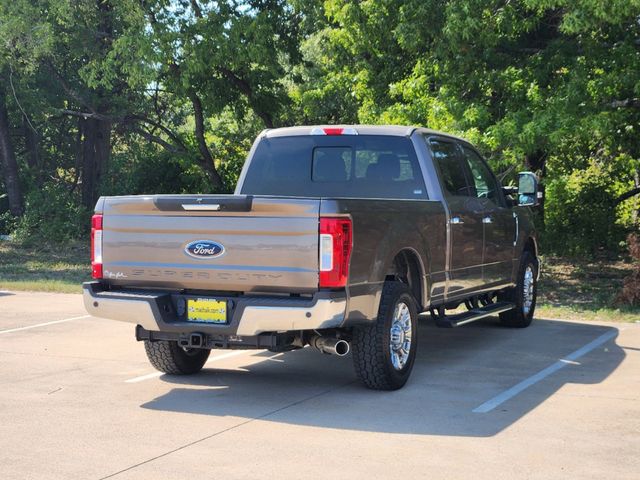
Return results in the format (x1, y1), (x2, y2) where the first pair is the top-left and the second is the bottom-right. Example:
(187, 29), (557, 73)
(184, 240), (225, 259)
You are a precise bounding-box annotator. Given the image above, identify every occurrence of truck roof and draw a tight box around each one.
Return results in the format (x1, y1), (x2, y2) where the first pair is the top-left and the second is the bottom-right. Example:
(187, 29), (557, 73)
(263, 125), (469, 143)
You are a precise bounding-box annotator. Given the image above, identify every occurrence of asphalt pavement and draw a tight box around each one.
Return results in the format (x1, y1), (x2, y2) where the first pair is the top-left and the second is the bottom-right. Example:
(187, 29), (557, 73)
(0, 290), (638, 479)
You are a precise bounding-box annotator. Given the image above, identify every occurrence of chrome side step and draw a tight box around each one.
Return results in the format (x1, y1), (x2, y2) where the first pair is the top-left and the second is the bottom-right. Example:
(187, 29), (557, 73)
(434, 302), (515, 328)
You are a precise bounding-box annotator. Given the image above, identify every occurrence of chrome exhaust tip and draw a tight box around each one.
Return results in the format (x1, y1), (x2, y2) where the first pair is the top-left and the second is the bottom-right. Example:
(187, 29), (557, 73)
(332, 339), (350, 356)
(309, 336), (350, 356)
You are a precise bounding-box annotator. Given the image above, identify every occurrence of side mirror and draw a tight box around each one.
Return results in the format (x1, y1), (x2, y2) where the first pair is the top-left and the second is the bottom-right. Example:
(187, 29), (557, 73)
(517, 171), (540, 206)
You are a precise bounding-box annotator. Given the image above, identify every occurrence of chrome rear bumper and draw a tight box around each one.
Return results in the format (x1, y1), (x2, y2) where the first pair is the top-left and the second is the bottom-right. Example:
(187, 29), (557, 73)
(82, 282), (346, 336)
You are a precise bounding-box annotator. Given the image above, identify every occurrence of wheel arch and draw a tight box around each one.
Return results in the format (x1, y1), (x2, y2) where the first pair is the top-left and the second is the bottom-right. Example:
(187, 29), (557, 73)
(523, 236), (538, 257)
(384, 247), (426, 310)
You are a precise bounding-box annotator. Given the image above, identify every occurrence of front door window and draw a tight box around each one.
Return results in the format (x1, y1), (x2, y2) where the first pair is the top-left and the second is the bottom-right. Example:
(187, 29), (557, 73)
(459, 146), (504, 207)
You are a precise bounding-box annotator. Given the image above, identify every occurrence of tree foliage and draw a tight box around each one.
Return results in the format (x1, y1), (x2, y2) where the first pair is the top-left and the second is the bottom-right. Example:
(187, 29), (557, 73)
(295, 0), (640, 253)
(0, 0), (638, 255)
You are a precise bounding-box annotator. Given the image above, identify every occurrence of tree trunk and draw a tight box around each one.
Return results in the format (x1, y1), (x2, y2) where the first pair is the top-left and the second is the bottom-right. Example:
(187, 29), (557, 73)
(80, 117), (111, 209)
(188, 90), (225, 190)
(524, 149), (547, 173)
(525, 149), (547, 227)
(0, 87), (24, 216)
(23, 114), (44, 188)
(76, 0), (114, 210)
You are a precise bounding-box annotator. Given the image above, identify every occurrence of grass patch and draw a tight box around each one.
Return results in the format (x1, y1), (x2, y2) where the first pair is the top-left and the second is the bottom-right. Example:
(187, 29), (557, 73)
(0, 241), (89, 293)
(537, 256), (639, 323)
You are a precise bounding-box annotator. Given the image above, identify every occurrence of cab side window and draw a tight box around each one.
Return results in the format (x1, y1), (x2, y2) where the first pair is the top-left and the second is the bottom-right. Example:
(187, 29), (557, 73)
(429, 139), (472, 197)
(460, 146), (504, 206)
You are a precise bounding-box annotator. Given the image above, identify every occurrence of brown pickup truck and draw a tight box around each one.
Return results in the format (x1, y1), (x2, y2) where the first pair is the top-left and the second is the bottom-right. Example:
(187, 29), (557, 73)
(83, 125), (541, 390)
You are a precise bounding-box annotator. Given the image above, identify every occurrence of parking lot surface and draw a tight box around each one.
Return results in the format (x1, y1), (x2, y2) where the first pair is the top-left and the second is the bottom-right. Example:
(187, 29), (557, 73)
(0, 290), (638, 479)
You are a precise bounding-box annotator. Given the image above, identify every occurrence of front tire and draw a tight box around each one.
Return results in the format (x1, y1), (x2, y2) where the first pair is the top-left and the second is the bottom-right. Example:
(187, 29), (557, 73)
(499, 250), (538, 328)
(144, 340), (210, 374)
(352, 282), (418, 390)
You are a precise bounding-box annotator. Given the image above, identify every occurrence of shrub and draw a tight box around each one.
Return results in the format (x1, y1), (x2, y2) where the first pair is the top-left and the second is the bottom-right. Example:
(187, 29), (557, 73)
(0, 210), (17, 237)
(104, 146), (215, 196)
(542, 158), (637, 256)
(12, 183), (90, 245)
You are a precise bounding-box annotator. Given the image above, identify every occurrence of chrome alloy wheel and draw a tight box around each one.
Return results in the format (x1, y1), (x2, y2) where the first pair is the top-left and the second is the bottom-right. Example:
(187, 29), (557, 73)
(389, 302), (412, 371)
(523, 265), (535, 315)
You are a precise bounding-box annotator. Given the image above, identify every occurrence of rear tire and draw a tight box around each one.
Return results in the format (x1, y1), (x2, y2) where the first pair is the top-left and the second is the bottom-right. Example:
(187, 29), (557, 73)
(499, 250), (538, 328)
(351, 282), (418, 390)
(144, 340), (210, 374)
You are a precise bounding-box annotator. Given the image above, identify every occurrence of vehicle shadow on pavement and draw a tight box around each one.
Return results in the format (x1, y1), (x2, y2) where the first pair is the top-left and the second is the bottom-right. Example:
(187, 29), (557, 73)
(141, 318), (625, 437)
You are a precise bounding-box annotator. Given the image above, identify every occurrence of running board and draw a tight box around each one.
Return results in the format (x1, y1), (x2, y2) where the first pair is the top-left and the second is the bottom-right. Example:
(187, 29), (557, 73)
(434, 302), (515, 328)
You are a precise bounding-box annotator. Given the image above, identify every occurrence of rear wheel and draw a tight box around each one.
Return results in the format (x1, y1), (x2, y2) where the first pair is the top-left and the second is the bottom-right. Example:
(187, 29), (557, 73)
(352, 282), (418, 390)
(144, 340), (210, 374)
(499, 250), (538, 328)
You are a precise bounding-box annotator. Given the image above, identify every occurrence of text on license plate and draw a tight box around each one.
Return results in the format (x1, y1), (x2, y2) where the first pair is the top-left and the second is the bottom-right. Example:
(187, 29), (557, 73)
(187, 298), (227, 323)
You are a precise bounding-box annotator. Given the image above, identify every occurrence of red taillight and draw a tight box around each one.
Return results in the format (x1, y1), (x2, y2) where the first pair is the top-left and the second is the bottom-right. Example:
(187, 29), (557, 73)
(319, 217), (352, 288)
(91, 214), (103, 279)
(310, 127), (358, 136)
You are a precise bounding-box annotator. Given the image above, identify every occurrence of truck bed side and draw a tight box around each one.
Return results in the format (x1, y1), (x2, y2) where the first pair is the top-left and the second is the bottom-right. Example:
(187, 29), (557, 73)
(320, 198), (447, 322)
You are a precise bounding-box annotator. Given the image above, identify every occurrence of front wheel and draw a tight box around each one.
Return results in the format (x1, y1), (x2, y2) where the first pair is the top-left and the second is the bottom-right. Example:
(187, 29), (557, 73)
(499, 251), (538, 328)
(144, 340), (210, 374)
(351, 282), (418, 390)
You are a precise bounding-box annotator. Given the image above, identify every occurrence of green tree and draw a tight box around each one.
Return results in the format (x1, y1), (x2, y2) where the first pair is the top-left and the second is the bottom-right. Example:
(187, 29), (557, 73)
(295, 0), (640, 253)
(1, 0), (638, 254)
(142, 0), (302, 189)
(0, 0), (154, 209)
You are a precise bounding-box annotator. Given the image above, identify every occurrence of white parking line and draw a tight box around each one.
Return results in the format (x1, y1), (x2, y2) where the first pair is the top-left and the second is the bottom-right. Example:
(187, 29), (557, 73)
(0, 315), (90, 335)
(472, 329), (619, 413)
(125, 350), (257, 383)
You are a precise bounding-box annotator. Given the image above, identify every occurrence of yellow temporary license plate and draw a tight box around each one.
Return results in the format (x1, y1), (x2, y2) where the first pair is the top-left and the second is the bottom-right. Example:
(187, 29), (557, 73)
(187, 298), (227, 324)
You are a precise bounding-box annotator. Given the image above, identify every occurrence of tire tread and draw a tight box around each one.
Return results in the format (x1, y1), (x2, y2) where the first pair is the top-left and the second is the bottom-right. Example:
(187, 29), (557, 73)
(499, 250), (538, 328)
(144, 340), (210, 375)
(352, 282), (416, 390)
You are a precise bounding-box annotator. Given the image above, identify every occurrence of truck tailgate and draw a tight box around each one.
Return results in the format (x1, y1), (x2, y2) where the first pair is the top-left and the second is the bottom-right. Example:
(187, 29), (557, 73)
(99, 195), (320, 293)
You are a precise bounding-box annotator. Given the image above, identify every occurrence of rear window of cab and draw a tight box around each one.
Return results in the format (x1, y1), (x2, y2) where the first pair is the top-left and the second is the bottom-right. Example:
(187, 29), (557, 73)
(240, 135), (428, 199)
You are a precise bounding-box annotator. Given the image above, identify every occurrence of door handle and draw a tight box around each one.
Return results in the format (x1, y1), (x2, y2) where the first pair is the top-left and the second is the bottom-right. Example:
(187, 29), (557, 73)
(482, 216), (493, 224)
(451, 216), (464, 225)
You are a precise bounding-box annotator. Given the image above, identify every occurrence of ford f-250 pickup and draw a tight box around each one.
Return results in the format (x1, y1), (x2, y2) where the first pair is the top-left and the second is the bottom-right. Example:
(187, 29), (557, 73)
(83, 125), (541, 390)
